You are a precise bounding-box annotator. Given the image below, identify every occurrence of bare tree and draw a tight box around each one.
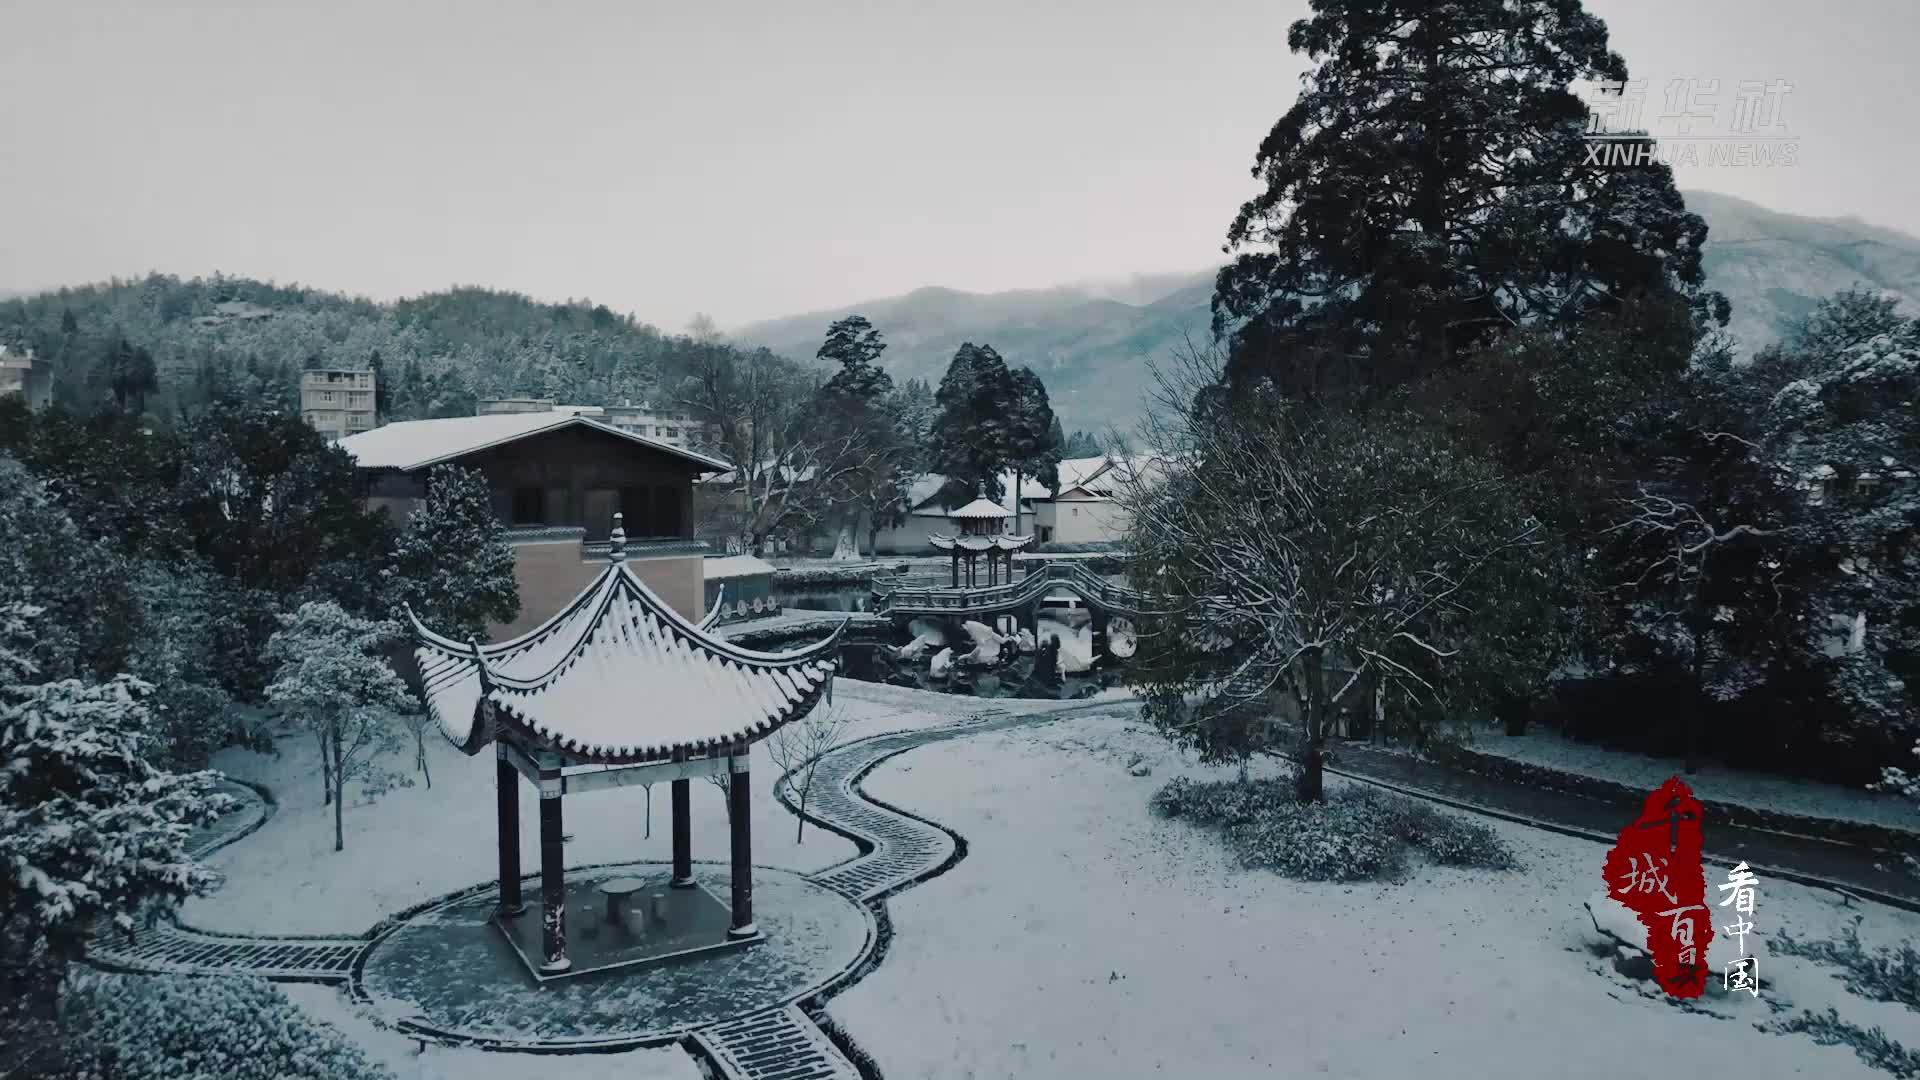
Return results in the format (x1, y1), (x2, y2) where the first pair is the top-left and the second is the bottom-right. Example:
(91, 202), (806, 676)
(767, 704), (852, 842)
(1117, 342), (1557, 801)
(675, 340), (889, 555)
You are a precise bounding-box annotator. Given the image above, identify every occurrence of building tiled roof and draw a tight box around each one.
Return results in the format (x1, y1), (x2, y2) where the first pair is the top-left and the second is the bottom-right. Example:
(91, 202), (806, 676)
(337, 412), (731, 473)
(408, 560), (843, 764)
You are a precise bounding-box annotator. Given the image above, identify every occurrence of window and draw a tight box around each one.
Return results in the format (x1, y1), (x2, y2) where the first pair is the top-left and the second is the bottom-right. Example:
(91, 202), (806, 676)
(511, 487), (544, 524)
(1071, 507), (1080, 517)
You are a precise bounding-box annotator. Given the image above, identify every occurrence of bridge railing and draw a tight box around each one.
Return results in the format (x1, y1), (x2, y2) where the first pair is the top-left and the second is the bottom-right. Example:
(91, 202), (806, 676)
(875, 559), (1155, 615)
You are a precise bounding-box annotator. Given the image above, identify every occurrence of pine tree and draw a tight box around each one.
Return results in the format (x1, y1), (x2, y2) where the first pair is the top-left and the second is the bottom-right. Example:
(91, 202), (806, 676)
(929, 343), (1017, 503)
(0, 612), (228, 996)
(1215, 0), (1727, 401)
(388, 464), (520, 644)
(1005, 367), (1063, 533)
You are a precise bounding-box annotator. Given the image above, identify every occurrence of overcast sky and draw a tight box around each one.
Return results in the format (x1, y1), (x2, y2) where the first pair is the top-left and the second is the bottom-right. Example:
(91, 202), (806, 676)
(2, 0), (1913, 329)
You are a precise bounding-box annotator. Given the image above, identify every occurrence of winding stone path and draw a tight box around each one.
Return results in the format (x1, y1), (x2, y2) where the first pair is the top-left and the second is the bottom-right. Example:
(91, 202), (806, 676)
(83, 694), (1136, 1078)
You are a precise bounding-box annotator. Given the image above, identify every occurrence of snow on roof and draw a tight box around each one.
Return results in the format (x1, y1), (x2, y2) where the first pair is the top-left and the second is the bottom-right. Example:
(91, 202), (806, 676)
(703, 554), (777, 580)
(949, 497), (1013, 519)
(337, 412), (731, 473)
(905, 474), (948, 511)
(905, 471), (1050, 516)
(1055, 455), (1116, 492)
(409, 560), (843, 764)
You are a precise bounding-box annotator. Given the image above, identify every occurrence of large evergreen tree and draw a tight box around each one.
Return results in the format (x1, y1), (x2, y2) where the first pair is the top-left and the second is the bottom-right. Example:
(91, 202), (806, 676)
(387, 464), (520, 643)
(1214, 0), (1727, 401)
(928, 343), (1017, 503)
(1005, 367), (1063, 534)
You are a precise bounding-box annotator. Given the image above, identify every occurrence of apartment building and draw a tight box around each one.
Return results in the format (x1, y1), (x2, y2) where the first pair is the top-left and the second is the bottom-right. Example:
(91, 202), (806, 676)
(0, 346), (51, 411)
(301, 369), (377, 439)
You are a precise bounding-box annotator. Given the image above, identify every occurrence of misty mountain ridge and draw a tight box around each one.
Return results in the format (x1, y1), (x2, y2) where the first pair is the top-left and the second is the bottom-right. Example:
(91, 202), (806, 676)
(735, 190), (1920, 433)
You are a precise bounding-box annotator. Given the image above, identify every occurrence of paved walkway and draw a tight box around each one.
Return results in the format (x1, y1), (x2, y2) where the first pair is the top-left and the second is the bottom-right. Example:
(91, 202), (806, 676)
(1318, 740), (1920, 910)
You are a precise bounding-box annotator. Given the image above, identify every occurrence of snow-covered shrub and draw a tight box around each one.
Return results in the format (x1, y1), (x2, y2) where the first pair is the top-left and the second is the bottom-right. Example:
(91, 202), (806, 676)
(61, 974), (394, 1080)
(1364, 792), (1519, 870)
(1775, 918), (1920, 1011)
(1151, 778), (1517, 880)
(1148, 775), (1294, 826)
(1227, 798), (1406, 881)
(1767, 1008), (1920, 1079)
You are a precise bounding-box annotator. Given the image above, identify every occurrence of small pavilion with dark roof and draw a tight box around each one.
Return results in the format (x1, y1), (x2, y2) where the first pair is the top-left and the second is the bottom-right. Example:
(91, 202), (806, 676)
(408, 513), (846, 980)
(929, 495), (1034, 587)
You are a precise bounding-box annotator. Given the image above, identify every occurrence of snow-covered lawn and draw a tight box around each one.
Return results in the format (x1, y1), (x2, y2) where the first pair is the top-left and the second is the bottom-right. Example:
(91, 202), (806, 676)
(186, 681), (982, 935)
(1464, 724), (1919, 834)
(831, 714), (1920, 1079)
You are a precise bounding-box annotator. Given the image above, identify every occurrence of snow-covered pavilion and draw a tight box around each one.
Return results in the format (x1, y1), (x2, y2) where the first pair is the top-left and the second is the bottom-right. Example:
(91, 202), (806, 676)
(407, 513), (846, 979)
(929, 496), (1034, 587)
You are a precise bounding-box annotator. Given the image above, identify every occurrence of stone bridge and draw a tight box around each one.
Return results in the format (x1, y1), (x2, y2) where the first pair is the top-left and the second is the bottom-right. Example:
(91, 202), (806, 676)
(872, 561), (1158, 650)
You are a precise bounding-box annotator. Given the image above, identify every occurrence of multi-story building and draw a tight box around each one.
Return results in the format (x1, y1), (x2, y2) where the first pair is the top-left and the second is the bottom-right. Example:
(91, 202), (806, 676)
(300, 369), (377, 440)
(339, 410), (732, 639)
(0, 346), (51, 411)
(478, 398), (703, 449)
(601, 401), (700, 449)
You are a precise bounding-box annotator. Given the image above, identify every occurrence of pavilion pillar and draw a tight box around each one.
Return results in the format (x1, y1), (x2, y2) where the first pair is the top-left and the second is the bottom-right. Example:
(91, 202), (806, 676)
(950, 550), (959, 588)
(670, 776), (694, 888)
(727, 752), (755, 938)
(495, 745), (524, 916)
(538, 767), (569, 973)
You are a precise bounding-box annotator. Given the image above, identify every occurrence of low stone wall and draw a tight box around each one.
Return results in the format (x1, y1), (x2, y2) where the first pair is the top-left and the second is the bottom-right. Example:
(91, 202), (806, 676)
(771, 564), (911, 589)
(1432, 740), (1920, 853)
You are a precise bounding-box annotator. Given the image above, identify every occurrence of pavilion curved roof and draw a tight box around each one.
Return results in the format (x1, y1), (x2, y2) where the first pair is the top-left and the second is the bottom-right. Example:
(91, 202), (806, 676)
(407, 564), (843, 765)
(948, 497), (1013, 520)
(928, 532), (1034, 553)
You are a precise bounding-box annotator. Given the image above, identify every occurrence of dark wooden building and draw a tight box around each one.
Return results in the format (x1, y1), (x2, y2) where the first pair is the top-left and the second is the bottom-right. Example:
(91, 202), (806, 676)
(341, 412), (733, 637)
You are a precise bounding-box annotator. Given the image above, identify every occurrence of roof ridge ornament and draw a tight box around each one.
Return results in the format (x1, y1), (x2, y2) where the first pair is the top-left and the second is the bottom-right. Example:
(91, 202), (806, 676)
(609, 512), (626, 562)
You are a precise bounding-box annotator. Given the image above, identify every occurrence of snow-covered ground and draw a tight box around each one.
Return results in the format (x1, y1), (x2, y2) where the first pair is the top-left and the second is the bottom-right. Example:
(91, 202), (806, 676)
(830, 713), (1920, 1079)
(186, 682), (977, 935)
(281, 983), (698, 1080)
(1464, 724), (1919, 834)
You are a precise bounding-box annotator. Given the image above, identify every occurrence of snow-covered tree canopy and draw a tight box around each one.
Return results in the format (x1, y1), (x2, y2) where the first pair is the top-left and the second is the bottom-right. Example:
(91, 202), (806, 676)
(0, 666), (227, 960)
(1120, 348), (1561, 796)
(1215, 0), (1727, 399)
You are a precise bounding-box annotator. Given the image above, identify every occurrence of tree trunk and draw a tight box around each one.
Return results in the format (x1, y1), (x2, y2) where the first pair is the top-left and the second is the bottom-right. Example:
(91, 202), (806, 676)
(1012, 471), (1023, 535)
(1296, 651), (1327, 803)
(1685, 552), (1706, 775)
(318, 728), (332, 806)
(795, 781), (809, 843)
(415, 722), (433, 789)
(331, 735), (345, 853)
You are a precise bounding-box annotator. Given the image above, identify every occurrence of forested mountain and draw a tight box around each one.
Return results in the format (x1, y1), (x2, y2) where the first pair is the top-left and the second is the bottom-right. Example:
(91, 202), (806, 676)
(0, 276), (693, 422)
(737, 191), (1920, 432)
(5, 193), (1917, 433)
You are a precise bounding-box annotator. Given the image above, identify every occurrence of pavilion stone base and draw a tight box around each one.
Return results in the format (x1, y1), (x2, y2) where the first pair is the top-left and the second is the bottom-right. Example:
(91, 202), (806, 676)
(493, 872), (760, 983)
